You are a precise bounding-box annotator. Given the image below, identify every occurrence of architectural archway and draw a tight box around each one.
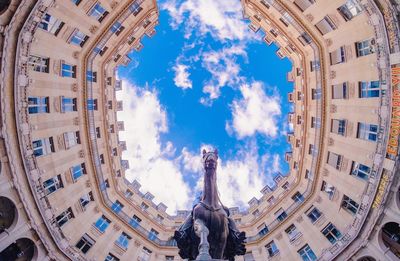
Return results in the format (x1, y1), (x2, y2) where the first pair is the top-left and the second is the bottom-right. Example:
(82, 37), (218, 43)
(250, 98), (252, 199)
(357, 256), (376, 261)
(381, 222), (400, 258)
(0, 196), (17, 234)
(0, 0), (11, 15)
(0, 238), (36, 261)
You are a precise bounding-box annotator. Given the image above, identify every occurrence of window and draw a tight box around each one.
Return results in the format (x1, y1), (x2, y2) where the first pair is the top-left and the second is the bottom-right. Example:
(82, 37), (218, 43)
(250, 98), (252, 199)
(32, 137), (54, 157)
(337, 0), (363, 21)
(330, 46), (346, 65)
(129, 2), (143, 16)
(125, 189), (133, 198)
(293, 0), (315, 11)
(321, 181), (336, 200)
(258, 223), (269, 236)
(28, 55), (49, 73)
(266, 240), (279, 257)
(357, 122), (378, 141)
(310, 60), (320, 72)
(308, 144), (314, 155)
(311, 88), (321, 100)
(64, 131), (80, 149)
(89, 2), (108, 22)
(327, 151), (342, 170)
(311, 117), (321, 128)
(61, 62), (76, 78)
(28, 97), (49, 114)
(61, 97), (77, 112)
(86, 71), (97, 82)
(298, 244), (317, 261)
(94, 215), (111, 233)
(108, 100), (113, 109)
(87, 99), (98, 110)
(100, 154), (105, 164)
(116, 232), (131, 249)
(322, 223), (342, 244)
(275, 208), (287, 222)
(139, 247), (152, 261)
(76, 234), (95, 254)
(111, 22), (125, 36)
(141, 202), (149, 211)
(351, 162), (371, 180)
(130, 215), (142, 228)
(359, 81), (380, 98)
(356, 39), (375, 57)
(39, 13), (64, 36)
(43, 175), (63, 195)
(70, 30), (88, 47)
(306, 206), (322, 223)
(80, 191), (93, 209)
(71, 163), (86, 181)
(111, 200), (123, 213)
(292, 192), (304, 203)
(56, 207), (74, 227)
(96, 127), (101, 138)
(331, 83), (347, 99)
(148, 228), (159, 241)
(165, 256), (174, 260)
(285, 224), (302, 242)
(315, 16), (337, 35)
(341, 195), (360, 215)
(331, 119), (346, 136)
(71, 0), (82, 5)
(105, 253), (120, 261)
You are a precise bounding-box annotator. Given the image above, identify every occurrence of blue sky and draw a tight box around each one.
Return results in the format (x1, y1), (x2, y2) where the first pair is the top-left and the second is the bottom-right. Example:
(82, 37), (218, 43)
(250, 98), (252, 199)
(117, 0), (293, 214)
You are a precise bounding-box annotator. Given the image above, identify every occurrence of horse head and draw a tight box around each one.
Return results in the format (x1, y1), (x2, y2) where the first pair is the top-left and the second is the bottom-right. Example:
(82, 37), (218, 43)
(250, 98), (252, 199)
(202, 149), (218, 173)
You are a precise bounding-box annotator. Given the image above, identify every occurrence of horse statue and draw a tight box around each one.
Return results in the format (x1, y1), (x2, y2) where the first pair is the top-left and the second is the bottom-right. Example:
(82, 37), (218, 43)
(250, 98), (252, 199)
(174, 149), (246, 260)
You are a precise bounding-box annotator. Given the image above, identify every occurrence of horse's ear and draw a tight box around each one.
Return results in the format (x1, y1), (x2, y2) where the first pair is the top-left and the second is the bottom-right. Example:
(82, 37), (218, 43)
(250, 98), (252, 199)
(202, 149), (207, 155)
(215, 149), (218, 156)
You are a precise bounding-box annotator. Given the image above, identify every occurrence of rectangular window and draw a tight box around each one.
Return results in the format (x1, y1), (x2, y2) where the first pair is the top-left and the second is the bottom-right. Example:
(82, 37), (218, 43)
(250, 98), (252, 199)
(88, 2), (109, 22)
(311, 117), (321, 128)
(337, 0), (363, 21)
(61, 97), (77, 112)
(322, 223), (342, 244)
(87, 99), (98, 110)
(148, 229), (159, 241)
(28, 97), (49, 114)
(265, 240), (279, 257)
(356, 39), (375, 57)
(357, 122), (378, 141)
(61, 62), (76, 78)
(331, 119), (346, 135)
(292, 192), (304, 203)
(105, 253), (120, 261)
(258, 223), (269, 236)
(306, 206), (322, 223)
(351, 161), (371, 180)
(71, 163), (86, 181)
(275, 208), (287, 222)
(70, 30), (89, 47)
(285, 224), (302, 242)
(116, 232), (131, 249)
(86, 71), (97, 82)
(359, 81), (380, 98)
(293, 0), (315, 11)
(28, 55), (49, 73)
(341, 195), (360, 215)
(327, 151), (342, 170)
(330, 46), (346, 65)
(43, 175), (63, 195)
(94, 215), (111, 233)
(80, 191), (93, 209)
(321, 181), (336, 200)
(298, 244), (317, 261)
(99, 154), (105, 164)
(315, 16), (337, 35)
(64, 131), (80, 149)
(76, 233), (95, 254)
(111, 22), (125, 36)
(129, 2), (143, 16)
(130, 215), (142, 228)
(32, 137), (55, 157)
(139, 247), (152, 261)
(332, 82), (348, 99)
(39, 13), (64, 36)
(111, 200), (124, 213)
(165, 256), (174, 261)
(71, 0), (82, 5)
(310, 60), (320, 71)
(125, 189), (133, 198)
(311, 88), (321, 100)
(141, 202), (149, 211)
(96, 127), (101, 138)
(56, 207), (74, 227)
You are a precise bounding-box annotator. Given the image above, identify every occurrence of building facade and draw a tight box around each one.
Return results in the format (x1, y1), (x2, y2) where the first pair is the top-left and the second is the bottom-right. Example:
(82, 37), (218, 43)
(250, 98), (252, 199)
(0, 0), (399, 260)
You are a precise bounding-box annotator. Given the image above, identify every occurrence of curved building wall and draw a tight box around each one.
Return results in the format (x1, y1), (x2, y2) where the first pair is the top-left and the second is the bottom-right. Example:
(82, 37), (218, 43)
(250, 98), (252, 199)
(0, 0), (399, 260)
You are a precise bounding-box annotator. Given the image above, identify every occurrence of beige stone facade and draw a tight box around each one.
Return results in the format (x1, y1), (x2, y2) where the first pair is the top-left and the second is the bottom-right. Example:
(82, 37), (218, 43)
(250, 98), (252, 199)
(0, 0), (399, 260)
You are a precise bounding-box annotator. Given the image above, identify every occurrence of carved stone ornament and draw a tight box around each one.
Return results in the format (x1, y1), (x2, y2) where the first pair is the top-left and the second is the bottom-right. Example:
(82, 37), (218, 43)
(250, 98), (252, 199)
(315, 195), (322, 203)
(330, 70), (336, 79)
(328, 137), (334, 146)
(111, 1), (118, 9)
(79, 150), (84, 158)
(134, 240), (141, 247)
(73, 117), (79, 126)
(276, 232), (283, 240)
(71, 83), (78, 92)
(113, 223), (121, 231)
(325, 38), (333, 47)
(296, 215), (303, 223)
(94, 205), (100, 213)
(306, 14), (314, 22)
(89, 25), (98, 34)
(73, 51), (80, 59)
(322, 168), (329, 176)
(330, 104), (337, 113)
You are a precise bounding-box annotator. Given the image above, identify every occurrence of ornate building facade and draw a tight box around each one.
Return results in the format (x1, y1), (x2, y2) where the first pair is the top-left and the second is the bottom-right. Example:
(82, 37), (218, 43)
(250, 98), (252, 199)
(0, 0), (399, 260)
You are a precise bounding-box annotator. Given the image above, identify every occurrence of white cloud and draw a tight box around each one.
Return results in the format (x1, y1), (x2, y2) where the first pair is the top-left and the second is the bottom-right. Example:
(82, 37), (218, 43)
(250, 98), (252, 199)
(116, 79), (191, 214)
(173, 63), (193, 89)
(161, 0), (255, 42)
(227, 81), (281, 139)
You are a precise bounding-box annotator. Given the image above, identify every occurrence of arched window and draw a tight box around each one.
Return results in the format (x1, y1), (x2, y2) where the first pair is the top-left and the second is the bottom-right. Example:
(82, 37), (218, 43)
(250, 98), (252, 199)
(0, 238), (36, 261)
(0, 196), (17, 234)
(357, 256), (376, 261)
(0, 0), (11, 15)
(381, 222), (400, 258)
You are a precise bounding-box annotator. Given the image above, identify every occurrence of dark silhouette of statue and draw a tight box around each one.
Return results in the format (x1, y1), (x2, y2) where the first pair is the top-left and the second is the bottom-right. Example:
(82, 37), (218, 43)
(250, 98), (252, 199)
(174, 150), (246, 260)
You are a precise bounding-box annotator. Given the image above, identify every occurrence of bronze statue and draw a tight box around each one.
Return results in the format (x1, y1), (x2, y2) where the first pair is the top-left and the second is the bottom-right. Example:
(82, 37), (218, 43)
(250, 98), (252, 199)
(174, 150), (246, 260)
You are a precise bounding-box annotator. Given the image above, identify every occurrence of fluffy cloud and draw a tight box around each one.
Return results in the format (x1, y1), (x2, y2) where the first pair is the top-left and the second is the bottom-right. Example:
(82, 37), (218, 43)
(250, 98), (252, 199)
(227, 81), (281, 139)
(161, 0), (254, 41)
(173, 63), (193, 89)
(116, 80), (191, 213)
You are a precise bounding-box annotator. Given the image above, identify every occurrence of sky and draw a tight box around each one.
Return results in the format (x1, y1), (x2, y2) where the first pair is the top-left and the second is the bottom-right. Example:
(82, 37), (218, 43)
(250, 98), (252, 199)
(116, 0), (293, 215)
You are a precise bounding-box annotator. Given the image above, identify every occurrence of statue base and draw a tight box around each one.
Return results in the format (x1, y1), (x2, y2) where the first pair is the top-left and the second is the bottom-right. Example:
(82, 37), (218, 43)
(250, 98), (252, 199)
(190, 260), (226, 261)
